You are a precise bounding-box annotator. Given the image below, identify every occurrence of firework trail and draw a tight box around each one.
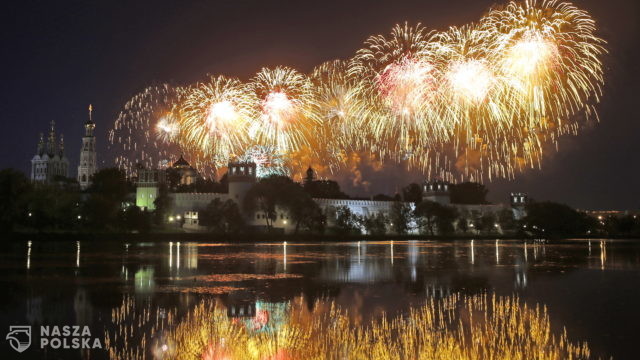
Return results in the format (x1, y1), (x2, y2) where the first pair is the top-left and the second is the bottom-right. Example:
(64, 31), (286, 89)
(179, 75), (255, 167)
(247, 67), (319, 155)
(107, 84), (184, 177)
(238, 145), (290, 178)
(107, 0), (605, 183)
(350, 23), (449, 161)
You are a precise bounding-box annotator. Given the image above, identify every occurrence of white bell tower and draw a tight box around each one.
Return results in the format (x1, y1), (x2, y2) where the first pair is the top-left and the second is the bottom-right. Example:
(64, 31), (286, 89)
(77, 104), (97, 190)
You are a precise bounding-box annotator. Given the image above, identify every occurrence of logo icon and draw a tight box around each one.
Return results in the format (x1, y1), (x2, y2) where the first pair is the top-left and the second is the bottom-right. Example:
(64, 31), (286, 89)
(6, 326), (31, 353)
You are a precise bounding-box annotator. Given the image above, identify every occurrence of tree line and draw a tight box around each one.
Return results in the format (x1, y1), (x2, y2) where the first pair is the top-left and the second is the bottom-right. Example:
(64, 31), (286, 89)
(1, 167), (638, 238)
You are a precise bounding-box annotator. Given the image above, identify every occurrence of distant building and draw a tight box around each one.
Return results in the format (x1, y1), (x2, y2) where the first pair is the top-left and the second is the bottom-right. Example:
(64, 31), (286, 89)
(136, 162), (414, 233)
(136, 168), (167, 210)
(421, 180), (528, 221)
(171, 155), (198, 185)
(422, 180), (451, 205)
(584, 210), (640, 219)
(30, 120), (69, 183)
(134, 162), (527, 235)
(510, 192), (528, 220)
(77, 105), (97, 190)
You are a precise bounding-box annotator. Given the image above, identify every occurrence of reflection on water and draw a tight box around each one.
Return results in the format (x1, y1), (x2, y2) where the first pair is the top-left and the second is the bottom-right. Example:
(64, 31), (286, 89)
(106, 293), (590, 360)
(3, 239), (640, 359)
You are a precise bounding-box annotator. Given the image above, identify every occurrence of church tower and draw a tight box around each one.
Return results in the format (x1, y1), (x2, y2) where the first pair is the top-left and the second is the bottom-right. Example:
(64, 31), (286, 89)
(77, 104), (97, 190)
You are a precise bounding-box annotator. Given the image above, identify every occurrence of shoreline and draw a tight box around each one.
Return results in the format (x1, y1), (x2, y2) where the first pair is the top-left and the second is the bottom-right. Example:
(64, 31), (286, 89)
(3, 232), (638, 242)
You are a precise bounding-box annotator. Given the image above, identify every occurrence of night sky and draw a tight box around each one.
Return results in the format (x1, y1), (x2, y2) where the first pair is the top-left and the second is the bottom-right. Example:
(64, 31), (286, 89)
(1, 0), (638, 210)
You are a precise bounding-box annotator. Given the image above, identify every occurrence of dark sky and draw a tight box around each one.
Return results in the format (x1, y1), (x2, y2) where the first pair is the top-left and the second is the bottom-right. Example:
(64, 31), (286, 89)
(1, 0), (638, 210)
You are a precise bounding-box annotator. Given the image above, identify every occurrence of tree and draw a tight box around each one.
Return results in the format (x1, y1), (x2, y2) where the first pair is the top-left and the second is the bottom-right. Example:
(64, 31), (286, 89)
(83, 168), (133, 230)
(88, 168), (133, 198)
(402, 183), (423, 203)
(0, 169), (31, 232)
(604, 215), (640, 236)
(450, 182), (489, 204)
(153, 184), (173, 225)
(244, 175), (308, 231)
(458, 216), (469, 234)
(523, 201), (592, 237)
(334, 206), (361, 235)
(288, 195), (325, 234)
(363, 213), (387, 235)
(120, 206), (152, 233)
(291, 198), (326, 234)
(414, 200), (457, 235)
(25, 183), (80, 231)
(497, 208), (517, 233)
(479, 213), (497, 234)
(199, 198), (244, 233)
(414, 200), (441, 235)
(390, 201), (412, 235)
(435, 205), (458, 235)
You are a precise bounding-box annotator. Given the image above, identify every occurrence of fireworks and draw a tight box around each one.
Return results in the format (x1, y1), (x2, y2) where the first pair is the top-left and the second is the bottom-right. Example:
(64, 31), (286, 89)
(155, 115), (180, 143)
(108, 0), (605, 183)
(447, 59), (495, 103)
(247, 67), (318, 153)
(108, 84), (184, 177)
(239, 145), (290, 178)
(106, 293), (592, 359)
(179, 76), (255, 167)
(351, 23), (447, 161)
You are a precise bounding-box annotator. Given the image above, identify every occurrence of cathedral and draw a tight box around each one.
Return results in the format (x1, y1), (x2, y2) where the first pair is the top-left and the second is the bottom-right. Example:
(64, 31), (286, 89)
(30, 105), (97, 188)
(30, 121), (69, 183)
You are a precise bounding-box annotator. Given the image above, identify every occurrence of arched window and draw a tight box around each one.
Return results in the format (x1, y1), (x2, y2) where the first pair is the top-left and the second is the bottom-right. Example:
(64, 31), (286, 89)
(82, 174), (87, 182)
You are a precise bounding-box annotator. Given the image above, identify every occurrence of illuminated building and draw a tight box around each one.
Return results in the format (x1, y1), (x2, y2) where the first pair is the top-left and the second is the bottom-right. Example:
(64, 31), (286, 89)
(30, 120), (69, 183)
(77, 105), (97, 189)
(134, 163), (525, 234)
(422, 180), (528, 227)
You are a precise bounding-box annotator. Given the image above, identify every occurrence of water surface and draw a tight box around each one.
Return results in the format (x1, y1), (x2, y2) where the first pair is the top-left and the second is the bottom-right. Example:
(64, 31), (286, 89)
(0, 239), (638, 359)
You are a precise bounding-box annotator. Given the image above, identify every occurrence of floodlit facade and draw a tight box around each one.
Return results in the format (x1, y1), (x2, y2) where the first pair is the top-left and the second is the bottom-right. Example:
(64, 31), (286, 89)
(135, 160), (527, 234)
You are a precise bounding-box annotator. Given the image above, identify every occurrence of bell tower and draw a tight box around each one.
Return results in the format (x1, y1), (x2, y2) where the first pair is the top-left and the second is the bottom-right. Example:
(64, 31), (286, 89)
(77, 104), (97, 190)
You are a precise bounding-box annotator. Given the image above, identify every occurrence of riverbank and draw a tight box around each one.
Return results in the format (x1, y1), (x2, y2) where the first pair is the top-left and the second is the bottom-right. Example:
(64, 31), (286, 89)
(3, 231), (637, 242)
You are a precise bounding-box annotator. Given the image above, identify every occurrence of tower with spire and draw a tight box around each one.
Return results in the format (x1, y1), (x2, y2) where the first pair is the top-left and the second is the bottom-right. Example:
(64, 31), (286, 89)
(77, 104), (97, 190)
(30, 120), (69, 183)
